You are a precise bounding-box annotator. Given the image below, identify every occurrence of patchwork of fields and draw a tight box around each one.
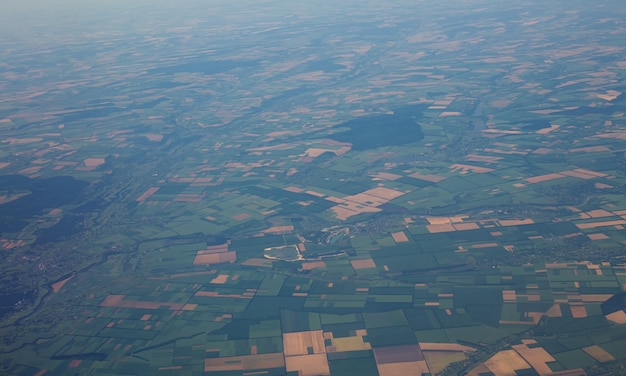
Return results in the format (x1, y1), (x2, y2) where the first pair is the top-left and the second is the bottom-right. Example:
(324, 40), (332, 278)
(1, 0), (626, 375)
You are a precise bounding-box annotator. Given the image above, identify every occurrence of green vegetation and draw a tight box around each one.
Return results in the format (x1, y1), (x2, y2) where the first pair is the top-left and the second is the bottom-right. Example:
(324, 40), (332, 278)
(1, 0), (626, 375)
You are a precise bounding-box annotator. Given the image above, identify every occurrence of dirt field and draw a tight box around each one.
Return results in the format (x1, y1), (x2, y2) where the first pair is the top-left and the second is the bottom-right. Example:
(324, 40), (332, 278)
(391, 231), (409, 243)
(83, 158), (106, 168)
(512, 343), (555, 375)
(351, 258), (377, 269)
(51, 275), (74, 293)
(283, 330), (326, 357)
(525, 173), (565, 183)
(136, 187), (159, 202)
(193, 251), (236, 265)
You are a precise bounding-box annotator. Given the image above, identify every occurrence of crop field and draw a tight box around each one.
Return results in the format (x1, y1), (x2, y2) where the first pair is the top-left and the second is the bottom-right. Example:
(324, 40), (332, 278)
(1, 0), (626, 375)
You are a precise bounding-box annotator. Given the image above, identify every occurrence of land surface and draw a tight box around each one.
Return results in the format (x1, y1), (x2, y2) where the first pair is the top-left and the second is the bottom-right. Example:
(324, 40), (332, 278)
(1, 0), (626, 375)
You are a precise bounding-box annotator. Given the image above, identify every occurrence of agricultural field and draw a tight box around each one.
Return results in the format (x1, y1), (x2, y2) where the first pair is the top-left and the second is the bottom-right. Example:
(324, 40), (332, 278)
(1, 0), (626, 375)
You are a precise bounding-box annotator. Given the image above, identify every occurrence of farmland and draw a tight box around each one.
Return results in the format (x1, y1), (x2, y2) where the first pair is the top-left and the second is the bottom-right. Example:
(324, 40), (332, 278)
(1, 0), (626, 375)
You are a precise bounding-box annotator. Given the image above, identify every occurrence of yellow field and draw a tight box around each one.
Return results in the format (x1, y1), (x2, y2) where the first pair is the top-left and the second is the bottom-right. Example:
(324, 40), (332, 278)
(583, 345), (615, 362)
(423, 351), (466, 374)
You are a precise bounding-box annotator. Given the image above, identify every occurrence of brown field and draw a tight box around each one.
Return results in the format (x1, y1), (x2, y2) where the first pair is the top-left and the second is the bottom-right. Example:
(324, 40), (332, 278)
(285, 353), (330, 376)
(536, 124), (561, 134)
(374, 345), (429, 376)
(571, 168), (607, 178)
(195, 290), (253, 299)
(283, 330), (326, 357)
(331, 203), (382, 220)
(580, 294), (613, 302)
(136, 187), (159, 202)
(533, 148), (552, 155)
(204, 353), (285, 372)
(391, 231), (409, 243)
(263, 225), (294, 234)
(503, 290), (516, 301)
(364, 187), (406, 200)
(562, 170), (597, 179)
(525, 173), (565, 183)
(595, 182), (613, 189)
(83, 158), (106, 168)
(329, 187), (405, 220)
(351, 258), (377, 270)
(325, 196), (345, 203)
(193, 251), (236, 265)
(427, 224), (456, 233)
(301, 261), (326, 270)
(512, 344), (555, 375)
(585, 209), (614, 218)
(583, 345), (615, 363)
(0, 239), (25, 250)
(569, 303), (587, 318)
(284, 186), (304, 193)
(440, 111), (462, 117)
(587, 233), (610, 240)
(482, 349), (531, 375)
(19, 166), (42, 175)
(193, 244), (235, 265)
(233, 213), (250, 221)
(596, 90), (621, 101)
(408, 171), (447, 183)
(427, 217), (453, 225)
(210, 274), (229, 284)
(302, 145), (351, 158)
(576, 220), (626, 229)
(51, 274), (74, 293)
(606, 310), (626, 324)
(100, 294), (185, 310)
(305, 190), (325, 197)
